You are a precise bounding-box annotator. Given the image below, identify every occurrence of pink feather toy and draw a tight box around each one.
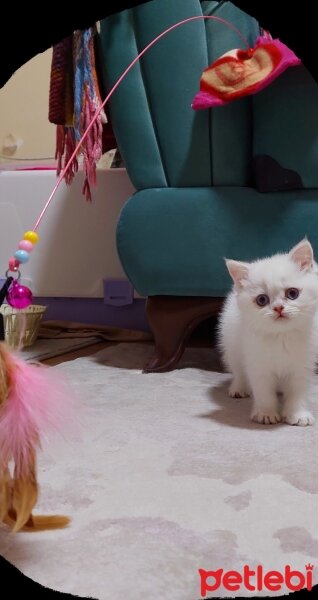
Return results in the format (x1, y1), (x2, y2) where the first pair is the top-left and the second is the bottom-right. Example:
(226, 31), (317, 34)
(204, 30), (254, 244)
(0, 343), (73, 532)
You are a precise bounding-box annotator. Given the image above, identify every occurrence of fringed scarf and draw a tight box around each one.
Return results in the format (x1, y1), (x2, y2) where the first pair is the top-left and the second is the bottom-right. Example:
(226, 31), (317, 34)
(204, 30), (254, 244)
(49, 26), (110, 201)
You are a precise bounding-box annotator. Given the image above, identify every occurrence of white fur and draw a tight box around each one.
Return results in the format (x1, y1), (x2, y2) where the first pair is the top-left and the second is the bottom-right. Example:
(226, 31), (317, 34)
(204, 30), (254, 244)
(218, 240), (318, 426)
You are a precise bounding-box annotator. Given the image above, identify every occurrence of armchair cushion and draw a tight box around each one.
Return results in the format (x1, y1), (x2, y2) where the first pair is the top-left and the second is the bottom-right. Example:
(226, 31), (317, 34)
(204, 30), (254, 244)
(117, 187), (318, 296)
(99, 0), (260, 189)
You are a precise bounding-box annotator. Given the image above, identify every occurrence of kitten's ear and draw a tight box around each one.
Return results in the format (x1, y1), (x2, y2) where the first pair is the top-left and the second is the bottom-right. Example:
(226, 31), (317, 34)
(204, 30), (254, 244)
(225, 259), (249, 287)
(289, 239), (314, 271)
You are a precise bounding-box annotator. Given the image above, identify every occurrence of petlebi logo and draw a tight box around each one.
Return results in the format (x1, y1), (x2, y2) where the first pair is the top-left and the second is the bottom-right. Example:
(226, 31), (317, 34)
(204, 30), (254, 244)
(198, 563), (314, 596)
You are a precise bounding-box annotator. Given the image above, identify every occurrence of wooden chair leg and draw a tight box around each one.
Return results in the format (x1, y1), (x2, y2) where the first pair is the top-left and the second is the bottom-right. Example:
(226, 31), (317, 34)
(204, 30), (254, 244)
(144, 296), (223, 373)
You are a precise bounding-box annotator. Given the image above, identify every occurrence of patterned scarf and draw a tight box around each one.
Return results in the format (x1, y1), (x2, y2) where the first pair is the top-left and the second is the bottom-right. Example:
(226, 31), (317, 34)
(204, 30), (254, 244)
(49, 26), (109, 201)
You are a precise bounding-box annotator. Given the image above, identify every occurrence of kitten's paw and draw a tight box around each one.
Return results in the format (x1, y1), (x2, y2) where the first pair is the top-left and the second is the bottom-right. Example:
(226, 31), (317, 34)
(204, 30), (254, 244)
(251, 410), (281, 425)
(229, 382), (250, 399)
(283, 411), (315, 427)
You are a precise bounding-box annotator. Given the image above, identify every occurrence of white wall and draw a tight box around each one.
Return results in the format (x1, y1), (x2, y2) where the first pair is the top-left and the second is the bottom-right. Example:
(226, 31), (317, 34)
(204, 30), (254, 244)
(0, 170), (135, 297)
(0, 49), (55, 162)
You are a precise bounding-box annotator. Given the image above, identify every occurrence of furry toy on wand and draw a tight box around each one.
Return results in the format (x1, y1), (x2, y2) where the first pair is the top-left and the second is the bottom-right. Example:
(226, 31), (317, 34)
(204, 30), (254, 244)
(0, 14), (301, 533)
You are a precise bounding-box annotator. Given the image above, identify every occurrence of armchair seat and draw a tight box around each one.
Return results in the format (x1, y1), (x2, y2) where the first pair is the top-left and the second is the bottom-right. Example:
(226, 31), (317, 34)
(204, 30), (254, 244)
(118, 187), (318, 297)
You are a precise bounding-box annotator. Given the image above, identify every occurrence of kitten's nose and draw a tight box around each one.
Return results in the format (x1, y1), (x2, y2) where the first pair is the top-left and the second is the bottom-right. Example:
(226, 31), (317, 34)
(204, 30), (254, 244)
(273, 305), (284, 315)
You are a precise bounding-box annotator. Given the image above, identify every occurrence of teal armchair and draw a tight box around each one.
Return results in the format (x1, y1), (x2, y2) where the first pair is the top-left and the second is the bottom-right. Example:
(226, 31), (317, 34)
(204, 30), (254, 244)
(99, 0), (318, 371)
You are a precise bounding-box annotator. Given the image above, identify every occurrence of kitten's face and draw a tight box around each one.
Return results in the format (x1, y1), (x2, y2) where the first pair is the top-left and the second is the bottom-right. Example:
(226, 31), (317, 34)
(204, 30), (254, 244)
(226, 240), (318, 333)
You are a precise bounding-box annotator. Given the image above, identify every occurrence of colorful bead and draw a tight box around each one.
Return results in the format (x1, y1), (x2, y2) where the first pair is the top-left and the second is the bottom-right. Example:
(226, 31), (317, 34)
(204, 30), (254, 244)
(18, 240), (33, 252)
(8, 257), (20, 271)
(14, 250), (30, 263)
(6, 281), (33, 309)
(23, 231), (39, 245)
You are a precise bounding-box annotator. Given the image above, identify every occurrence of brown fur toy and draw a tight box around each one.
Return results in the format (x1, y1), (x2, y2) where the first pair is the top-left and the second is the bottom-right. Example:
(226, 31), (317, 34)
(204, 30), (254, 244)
(0, 343), (71, 532)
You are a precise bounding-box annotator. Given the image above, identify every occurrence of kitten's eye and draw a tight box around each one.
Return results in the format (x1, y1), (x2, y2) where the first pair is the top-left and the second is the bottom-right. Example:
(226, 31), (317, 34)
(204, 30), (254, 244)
(286, 288), (299, 300)
(256, 294), (270, 307)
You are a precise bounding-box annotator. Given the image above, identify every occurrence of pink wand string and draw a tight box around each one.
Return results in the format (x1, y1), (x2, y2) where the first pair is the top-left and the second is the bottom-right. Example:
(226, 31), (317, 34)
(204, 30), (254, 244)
(32, 14), (248, 232)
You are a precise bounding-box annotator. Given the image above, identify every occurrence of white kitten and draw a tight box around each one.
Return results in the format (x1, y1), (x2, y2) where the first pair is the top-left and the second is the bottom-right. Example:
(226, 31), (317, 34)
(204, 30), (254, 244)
(218, 239), (318, 426)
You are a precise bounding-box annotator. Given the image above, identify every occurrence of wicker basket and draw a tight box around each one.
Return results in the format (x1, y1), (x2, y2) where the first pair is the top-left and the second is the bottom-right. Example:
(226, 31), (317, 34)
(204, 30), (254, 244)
(0, 304), (47, 349)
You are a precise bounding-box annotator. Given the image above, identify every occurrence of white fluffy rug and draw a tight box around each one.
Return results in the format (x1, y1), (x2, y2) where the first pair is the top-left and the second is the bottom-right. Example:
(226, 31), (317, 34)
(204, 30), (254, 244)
(1, 343), (318, 599)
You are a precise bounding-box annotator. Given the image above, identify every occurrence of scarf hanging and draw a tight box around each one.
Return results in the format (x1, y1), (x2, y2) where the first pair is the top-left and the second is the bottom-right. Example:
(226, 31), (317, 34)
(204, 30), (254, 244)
(49, 26), (114, 201)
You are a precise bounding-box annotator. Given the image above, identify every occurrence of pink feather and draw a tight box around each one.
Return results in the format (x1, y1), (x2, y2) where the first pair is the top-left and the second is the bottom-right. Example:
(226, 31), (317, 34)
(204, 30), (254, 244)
(192, 36), (301, 109)
(0, 356), (74, 477)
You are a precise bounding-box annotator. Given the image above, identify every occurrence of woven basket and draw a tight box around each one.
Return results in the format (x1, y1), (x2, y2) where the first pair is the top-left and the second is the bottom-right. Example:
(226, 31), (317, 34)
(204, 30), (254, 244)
(0, 304), (47, 349)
